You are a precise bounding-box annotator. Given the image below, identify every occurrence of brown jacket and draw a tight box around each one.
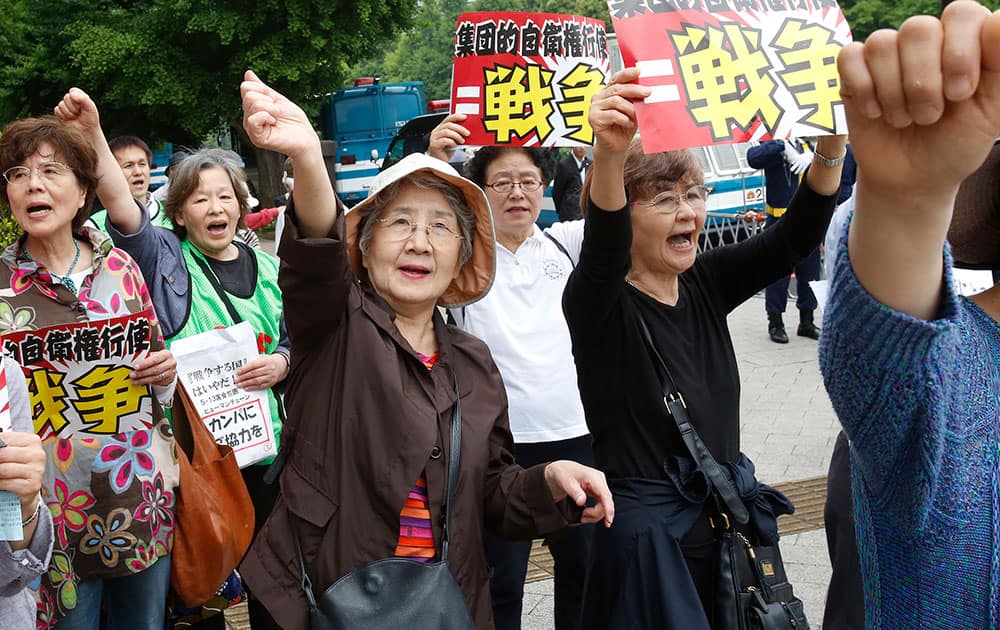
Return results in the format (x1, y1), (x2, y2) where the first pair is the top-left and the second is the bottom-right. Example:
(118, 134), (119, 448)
(240, 211), (579, 630)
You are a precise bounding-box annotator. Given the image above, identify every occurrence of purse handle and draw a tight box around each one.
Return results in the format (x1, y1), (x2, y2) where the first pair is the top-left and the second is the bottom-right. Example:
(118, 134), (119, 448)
(294, 375), (463, 605)
(635, 313), (749, 525)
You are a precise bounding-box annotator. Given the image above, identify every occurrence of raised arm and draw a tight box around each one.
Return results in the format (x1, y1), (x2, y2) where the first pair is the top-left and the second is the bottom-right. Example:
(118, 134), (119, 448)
(587, 68), (651, 213)
(241, 71), (334, 238)
(838, 1), (1000, 319)
(54, 89), (143, 234)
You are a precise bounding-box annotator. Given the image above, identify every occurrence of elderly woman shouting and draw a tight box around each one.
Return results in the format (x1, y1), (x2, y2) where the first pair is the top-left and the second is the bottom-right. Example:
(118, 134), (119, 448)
(0, 114), (178, 628)
(564, 69), (846, 628)
(235, 71), (613, 630)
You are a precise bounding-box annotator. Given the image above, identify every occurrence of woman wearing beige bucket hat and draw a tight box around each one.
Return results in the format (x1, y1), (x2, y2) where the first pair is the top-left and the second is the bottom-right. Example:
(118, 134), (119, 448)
(235, 71), (614, 630)
(819, 2), (1000, 627)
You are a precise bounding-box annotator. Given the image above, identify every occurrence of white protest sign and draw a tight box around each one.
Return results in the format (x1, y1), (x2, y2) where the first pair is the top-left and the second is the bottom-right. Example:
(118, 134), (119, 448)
(0, 365), (24, 541)
(171, 322), (276, 468)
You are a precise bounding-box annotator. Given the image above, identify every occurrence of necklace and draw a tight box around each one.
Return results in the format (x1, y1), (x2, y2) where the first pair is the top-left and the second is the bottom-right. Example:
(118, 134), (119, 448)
(23, 237), (82, 294)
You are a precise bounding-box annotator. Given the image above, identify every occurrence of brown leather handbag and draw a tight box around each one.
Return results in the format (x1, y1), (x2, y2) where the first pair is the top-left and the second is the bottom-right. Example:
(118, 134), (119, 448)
(169, 382), (255, 605)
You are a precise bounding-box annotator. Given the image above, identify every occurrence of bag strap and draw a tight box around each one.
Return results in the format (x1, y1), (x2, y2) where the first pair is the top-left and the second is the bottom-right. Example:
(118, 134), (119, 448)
(190, 249), (290, 484)
(294, 375), (463, 601)
(543, 232), (575, 268)
(440, 373), (462, 561)
(635, 312), (749, 525)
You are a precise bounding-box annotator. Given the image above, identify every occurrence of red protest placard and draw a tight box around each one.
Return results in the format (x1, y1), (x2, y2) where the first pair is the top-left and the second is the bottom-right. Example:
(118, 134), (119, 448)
(451, 12), (610, 147)
(608, 0), (852, 153)
(1, 311), (156, 440)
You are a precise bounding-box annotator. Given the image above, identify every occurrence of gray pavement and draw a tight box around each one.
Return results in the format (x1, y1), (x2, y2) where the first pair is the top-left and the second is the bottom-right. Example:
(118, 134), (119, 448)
(522, 294), (840, 629)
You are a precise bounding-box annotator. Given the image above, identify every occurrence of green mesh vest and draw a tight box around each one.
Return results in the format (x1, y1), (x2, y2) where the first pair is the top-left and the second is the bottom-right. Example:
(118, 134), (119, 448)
(167, 239), (284, 461)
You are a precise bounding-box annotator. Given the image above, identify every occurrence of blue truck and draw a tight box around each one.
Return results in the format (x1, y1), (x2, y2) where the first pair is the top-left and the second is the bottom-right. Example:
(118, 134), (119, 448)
(319, 79), (427, 206)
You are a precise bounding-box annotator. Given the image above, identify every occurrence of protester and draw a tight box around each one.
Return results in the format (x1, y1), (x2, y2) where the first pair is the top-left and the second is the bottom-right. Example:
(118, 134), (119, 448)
(0, 109), (178, 628)
(428, 122), (593, 629)
(820, 3), (1000, 626)
(54, 90), (289, 629)
(0, 354), (53, 630)
(552, 146), (590, 222)
(564, 68), (845, 628)
(235, 71), (614, 630)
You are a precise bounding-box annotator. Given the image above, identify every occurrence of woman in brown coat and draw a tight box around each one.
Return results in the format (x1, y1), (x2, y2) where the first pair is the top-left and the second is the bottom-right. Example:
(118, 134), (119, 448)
(236, 72), (614, 630)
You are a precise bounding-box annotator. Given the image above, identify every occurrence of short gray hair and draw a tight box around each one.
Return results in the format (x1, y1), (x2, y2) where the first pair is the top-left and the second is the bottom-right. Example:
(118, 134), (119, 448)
(164, 148), (250, 240)
(358, 172), (475, 266)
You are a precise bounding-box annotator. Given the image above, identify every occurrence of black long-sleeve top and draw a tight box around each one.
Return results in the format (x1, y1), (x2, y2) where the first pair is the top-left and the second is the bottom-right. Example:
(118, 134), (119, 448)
(563, 182), (837, 479)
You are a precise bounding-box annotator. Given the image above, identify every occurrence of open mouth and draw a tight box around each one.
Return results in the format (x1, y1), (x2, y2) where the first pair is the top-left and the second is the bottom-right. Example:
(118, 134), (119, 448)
(131, 178), (146, 189)
(206, 220), (229, 237)
(668, 231), (695, 249)
(399, 264), (431, 278)
(26, 203), (53, 217)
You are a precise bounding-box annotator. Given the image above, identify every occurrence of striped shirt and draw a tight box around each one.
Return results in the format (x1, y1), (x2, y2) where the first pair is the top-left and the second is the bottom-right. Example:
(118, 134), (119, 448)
(393, 351), (439, 562)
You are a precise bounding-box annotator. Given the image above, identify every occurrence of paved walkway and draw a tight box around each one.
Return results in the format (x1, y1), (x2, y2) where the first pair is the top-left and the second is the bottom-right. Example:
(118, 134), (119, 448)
(521, 293), (841, 629)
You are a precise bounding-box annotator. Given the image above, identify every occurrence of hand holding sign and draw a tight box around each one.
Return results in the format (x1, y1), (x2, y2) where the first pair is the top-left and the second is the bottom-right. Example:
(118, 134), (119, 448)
(427, 113), (472, 162)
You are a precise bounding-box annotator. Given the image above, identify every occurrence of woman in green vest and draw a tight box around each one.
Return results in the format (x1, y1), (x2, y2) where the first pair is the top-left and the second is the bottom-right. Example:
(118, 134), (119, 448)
(57, 91), (288, 630)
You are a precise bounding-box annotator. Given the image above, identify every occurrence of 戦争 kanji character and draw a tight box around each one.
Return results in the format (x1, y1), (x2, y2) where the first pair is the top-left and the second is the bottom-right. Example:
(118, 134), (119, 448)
(27, 368), (71, 436)
(126, 318), (151, 355)
(99, 323), (127, 359)
(497, 20), (519, 54)
(557, 62), (605, 144)
(455, 22), (475, 57)
(46, 330), (74, 362)
(73, 365), (147, 434)
(773, 18), (841, 132)
(20, 334), (44, 364)
(563, 22), (583, 57)
(522, 21), (541, 56)
(483, 63), (556, 144)
(671, 23), (781, 140)
(73, 328), (101, 362)
(542, 21), (563, 56)
(476, 22), (496, 56)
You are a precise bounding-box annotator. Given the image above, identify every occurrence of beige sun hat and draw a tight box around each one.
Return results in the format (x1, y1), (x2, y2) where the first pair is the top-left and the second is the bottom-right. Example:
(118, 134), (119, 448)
(344, 152), (496, 308)
(951, 141), (1000, 270)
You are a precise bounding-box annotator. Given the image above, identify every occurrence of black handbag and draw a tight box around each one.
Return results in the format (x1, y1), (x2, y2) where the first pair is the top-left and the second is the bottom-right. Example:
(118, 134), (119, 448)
(637, 314), (809, 630)
(293, 378), (475, 630)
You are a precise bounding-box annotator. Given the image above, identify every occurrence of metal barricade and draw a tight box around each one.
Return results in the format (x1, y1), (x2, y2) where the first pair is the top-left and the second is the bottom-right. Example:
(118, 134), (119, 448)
(698, 211), (766, 253)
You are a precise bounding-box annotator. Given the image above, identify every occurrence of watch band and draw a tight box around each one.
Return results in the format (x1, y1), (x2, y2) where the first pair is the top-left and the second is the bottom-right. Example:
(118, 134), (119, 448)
(813, 149), (846, 167)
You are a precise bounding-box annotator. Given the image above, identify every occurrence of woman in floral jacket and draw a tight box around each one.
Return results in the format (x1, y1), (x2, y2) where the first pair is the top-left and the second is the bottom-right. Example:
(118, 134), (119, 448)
(0, 111), (178, 628)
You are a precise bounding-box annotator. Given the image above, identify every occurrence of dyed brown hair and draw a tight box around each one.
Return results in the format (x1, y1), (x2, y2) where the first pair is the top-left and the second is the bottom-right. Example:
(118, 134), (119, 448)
(580, 136), (703, 213)
(0, 116), (100, 232)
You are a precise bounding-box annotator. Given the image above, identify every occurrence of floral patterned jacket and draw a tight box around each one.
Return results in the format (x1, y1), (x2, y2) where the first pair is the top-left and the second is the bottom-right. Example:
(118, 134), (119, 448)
(0, 228), (178, 627)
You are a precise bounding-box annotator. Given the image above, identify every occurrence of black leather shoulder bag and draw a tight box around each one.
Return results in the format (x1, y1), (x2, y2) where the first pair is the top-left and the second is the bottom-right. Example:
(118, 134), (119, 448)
(637, 313), (810, 630)
(293, 377), (474, 630)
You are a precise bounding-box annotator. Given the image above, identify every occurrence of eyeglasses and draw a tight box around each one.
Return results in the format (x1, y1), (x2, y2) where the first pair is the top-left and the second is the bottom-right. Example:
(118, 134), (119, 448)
(2, 161), (74, 187)
(484, 179), (543, 194)
(633, 185), (712, 214)
(375, 216), (464, 244)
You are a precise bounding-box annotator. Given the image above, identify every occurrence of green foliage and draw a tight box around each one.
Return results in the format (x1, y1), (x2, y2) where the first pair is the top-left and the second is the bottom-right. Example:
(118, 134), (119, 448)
(839, 0), (1000, 41)
(0, 206), (22, 248)
(0, 0), (419, 145)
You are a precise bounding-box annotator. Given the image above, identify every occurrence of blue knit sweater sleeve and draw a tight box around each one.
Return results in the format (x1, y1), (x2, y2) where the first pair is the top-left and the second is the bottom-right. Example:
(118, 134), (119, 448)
(818, 218), (968, 530)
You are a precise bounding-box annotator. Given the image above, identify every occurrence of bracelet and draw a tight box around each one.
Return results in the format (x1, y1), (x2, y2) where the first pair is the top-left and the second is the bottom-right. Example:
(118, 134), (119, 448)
(276, 352), (290, 372)
(21, 498), (41, 529)
(813, 149), (847, 168)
